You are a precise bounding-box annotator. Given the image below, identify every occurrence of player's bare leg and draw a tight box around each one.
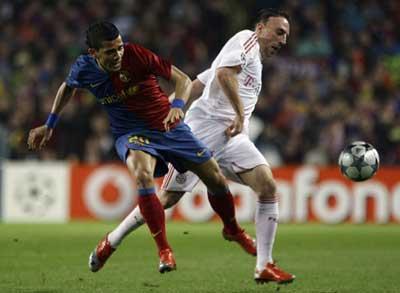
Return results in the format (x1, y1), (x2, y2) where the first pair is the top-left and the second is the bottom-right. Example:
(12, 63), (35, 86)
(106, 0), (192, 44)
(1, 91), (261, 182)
(184, 158), (256, 256)
(238, 165), (295, 284)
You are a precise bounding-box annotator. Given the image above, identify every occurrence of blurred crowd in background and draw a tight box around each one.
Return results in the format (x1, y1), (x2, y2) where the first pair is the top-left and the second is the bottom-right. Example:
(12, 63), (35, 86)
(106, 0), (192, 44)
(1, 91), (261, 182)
(1, 0), (400, 165)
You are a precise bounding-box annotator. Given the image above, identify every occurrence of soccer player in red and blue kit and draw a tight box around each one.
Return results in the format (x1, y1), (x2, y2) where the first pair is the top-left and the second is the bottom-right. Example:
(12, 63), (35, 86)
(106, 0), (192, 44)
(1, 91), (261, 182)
(27, 22), (255, 273)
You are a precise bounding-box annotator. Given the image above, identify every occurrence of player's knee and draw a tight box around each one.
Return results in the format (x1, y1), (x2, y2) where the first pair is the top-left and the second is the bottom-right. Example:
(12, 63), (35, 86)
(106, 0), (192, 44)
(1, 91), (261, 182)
(256, 178), (277, 201)
(135, 169), (154, 188)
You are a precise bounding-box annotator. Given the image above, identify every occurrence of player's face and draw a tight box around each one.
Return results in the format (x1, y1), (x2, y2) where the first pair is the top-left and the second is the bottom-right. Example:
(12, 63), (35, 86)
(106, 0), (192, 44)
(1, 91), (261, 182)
(91, 35), (124, 72)
(256, 17), (290, 59)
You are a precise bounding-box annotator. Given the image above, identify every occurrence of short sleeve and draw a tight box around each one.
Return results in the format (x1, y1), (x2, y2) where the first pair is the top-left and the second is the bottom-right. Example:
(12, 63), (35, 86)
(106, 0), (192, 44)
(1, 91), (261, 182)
(218, 49), (247, 69)
(66, 59), (85, 88)
(131, 44), (172, 80)
(197, 69), (211, 84)
(217, 31), (256, 69)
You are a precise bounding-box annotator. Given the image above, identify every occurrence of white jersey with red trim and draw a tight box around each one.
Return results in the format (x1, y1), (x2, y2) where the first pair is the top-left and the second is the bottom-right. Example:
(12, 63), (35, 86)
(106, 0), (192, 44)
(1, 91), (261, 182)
(162, 30), (268, 192)
(189, 30), (262, 125)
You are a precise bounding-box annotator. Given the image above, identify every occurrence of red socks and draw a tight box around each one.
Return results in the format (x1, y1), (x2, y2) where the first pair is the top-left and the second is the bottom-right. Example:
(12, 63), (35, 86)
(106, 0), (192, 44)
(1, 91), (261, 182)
(208, 190), (240, 235)
(138, 188), (170, 252)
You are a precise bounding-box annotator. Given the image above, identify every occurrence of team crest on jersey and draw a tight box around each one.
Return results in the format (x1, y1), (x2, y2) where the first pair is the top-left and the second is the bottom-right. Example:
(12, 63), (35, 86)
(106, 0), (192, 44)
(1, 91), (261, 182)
(119, 71), (131, 83)
(176, 173), (187, 184)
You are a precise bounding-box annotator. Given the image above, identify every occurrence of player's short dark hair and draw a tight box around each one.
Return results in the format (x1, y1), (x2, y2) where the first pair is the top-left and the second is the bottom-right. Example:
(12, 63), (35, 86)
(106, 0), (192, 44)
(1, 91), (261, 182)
(256, 8), (289, 24)
(85, 21), (120, 49)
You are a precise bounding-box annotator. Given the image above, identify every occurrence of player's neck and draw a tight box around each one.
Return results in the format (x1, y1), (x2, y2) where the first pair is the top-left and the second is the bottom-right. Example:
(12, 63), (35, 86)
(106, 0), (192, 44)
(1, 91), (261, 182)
(94, 58), (108, 73)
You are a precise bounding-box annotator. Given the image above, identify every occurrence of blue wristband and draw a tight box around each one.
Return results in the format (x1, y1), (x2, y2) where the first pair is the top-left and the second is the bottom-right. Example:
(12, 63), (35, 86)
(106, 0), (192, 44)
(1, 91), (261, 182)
(171, 98), (185, 109)
(45, 113), (59, 128)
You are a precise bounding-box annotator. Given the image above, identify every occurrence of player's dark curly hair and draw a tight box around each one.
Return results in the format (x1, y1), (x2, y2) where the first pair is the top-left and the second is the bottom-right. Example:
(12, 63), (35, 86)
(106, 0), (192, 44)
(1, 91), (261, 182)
(256, 8), (289, 24)
(85, 21), (120, 49)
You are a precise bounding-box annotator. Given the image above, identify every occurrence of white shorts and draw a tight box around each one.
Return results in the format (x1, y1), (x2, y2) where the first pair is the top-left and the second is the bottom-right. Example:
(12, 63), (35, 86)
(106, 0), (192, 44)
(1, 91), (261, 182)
(162, 109), (269, 192)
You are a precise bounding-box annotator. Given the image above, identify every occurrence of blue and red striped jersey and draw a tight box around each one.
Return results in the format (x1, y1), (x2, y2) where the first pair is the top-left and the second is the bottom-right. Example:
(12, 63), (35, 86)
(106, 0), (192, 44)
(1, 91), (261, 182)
(66, 43), (175, 138)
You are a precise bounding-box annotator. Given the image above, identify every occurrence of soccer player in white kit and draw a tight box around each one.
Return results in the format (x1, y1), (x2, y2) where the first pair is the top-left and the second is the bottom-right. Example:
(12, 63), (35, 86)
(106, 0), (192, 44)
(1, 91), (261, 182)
(91, 9), (295, 284)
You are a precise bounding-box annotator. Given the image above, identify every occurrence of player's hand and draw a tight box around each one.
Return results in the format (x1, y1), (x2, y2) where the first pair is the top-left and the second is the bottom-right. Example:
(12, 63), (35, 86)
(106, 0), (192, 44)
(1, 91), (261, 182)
(163, 108), (184, 131)
(27, 125), (53, 150)
(225, 115), (244, 138)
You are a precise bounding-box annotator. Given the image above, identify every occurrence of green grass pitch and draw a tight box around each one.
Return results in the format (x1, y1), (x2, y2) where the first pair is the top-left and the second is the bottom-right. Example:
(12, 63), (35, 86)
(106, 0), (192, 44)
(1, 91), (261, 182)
(0, 222), (399, 293)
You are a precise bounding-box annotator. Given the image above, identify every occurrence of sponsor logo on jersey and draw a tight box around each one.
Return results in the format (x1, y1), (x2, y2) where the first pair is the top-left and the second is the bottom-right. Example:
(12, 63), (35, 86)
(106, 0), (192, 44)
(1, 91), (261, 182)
(244, 75), (255, 86)
(98, 94), (124, 105)
(99, 85), (139, 105)
(121, 85), (139, 97)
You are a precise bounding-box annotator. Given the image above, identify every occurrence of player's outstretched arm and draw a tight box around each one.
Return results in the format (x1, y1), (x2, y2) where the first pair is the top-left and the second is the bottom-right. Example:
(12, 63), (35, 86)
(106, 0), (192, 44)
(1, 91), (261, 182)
(163, 66), (192, 131)
(27, 82), (76, 150)
(170, 65), (192, 103)
(216, 66), (244, 137)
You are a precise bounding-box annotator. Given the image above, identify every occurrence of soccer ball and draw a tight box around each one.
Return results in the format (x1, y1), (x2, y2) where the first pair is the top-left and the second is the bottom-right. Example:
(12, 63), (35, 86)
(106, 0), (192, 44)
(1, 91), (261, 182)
(338, 141), (380, 182)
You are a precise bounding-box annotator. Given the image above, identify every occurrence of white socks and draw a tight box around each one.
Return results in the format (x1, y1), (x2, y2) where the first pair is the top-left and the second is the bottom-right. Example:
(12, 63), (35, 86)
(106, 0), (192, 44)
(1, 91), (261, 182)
(107, 206), (145, 248)
(255, 201), (278, 271)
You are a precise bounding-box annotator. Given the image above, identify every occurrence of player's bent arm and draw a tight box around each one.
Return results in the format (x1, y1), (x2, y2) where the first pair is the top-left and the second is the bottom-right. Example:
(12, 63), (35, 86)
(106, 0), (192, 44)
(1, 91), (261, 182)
(163, 66), (192, 130)
(170, 65), (192, 104)
(50, 82), (77, 115)
(167, 78), (204, 107)
(179, 78), (205, 110)
(216, 66), (244, 119)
